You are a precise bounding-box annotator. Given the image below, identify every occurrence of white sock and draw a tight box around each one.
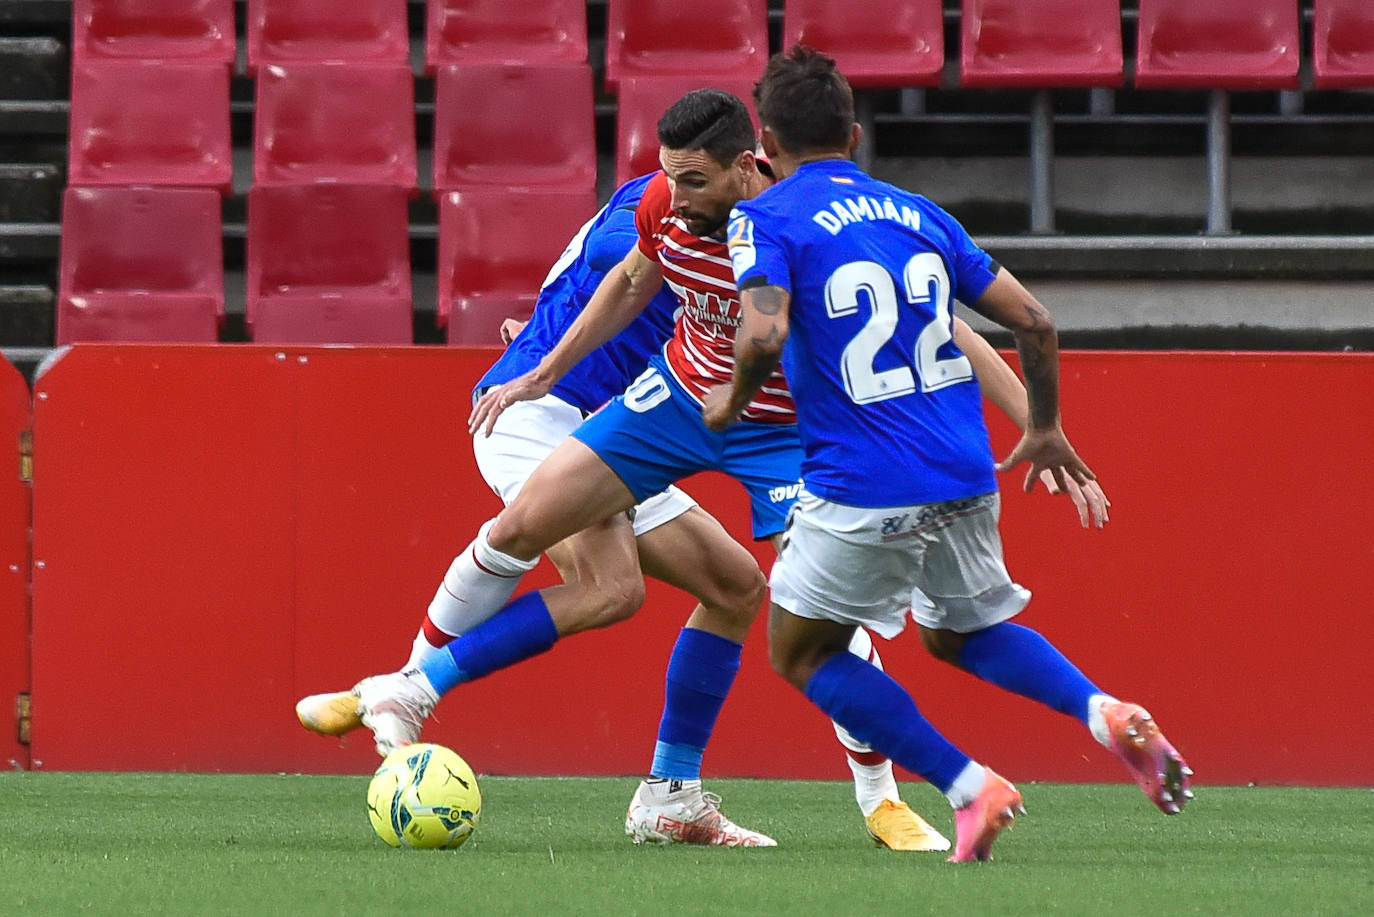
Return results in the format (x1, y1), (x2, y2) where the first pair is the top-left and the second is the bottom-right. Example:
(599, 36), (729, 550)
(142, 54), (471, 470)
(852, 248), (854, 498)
(405, 630), (445, 669)
(1086, 693), (1118, 747)
(835, 628), (899, 816)
(643, 777), (700, 798)
(848, 757), (900, 817)
(945, 761), (988, 809)
(403, 519), (537, 668)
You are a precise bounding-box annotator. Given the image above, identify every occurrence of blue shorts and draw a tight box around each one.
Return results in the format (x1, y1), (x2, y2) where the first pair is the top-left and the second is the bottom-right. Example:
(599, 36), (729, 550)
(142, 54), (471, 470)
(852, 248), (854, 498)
(571, 356), (803, 540)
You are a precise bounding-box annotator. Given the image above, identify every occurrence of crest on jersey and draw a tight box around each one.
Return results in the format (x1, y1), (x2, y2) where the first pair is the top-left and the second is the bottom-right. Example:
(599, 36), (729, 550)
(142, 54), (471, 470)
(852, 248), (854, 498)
(727, 209), (756, 274)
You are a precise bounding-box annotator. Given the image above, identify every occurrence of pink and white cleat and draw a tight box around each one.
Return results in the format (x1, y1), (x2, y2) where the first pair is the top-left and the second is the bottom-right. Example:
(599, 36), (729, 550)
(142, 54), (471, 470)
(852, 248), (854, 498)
(625, 779), (777, 847)
(1103, 701), (1193, 814)
(948, 768), (1024, 863)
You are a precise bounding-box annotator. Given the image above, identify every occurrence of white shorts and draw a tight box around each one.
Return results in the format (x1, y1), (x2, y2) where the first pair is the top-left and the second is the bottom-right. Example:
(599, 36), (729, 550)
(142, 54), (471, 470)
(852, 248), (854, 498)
(769, 490), (1030, 639)
(471, 394), (696, 537)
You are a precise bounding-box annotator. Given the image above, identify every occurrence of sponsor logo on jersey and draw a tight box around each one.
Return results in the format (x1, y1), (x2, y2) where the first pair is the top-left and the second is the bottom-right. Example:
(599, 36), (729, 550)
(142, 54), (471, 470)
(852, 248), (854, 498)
(768, 481), (804, 504)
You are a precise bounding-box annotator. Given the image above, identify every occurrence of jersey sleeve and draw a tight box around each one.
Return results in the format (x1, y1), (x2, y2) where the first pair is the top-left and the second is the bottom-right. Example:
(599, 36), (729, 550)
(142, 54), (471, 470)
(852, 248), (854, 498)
(929, 204), (998, 304)
(727, 203), (791, 293)
(634, 173), (670, 260)
(584, 204), (640, 273)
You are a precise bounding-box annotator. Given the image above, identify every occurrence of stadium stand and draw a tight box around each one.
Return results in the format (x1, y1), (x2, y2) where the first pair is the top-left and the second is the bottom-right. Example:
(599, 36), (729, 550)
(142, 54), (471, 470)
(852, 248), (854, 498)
(615, 74), (760, 186)
(1, 0), (1372, 358)
(1135, 0), (1301, 234)
(246, 184), (413, 344)
(246, 0), (411, 75)
(437, 186), (598, 345)
(71, 0), (235, 65)
(67, 59), (232, 192)
(254, 61), (417, 190)
(432, 62), (596, 193)
(603, 0), (768, 91)
(57, 186), (223, 343)
(959, 0), (1124, 233)
(1313, 0), (1374, 90)
(424, 0), (588, 73)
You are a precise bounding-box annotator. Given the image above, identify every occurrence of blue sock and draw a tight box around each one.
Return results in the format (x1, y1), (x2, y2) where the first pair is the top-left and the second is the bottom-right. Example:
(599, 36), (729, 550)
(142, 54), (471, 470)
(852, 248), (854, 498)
(418, 592), (558, 696)
(650, 628), (742, 780)
(804, 652), (969, 793)
(958, 622), (1102, 724)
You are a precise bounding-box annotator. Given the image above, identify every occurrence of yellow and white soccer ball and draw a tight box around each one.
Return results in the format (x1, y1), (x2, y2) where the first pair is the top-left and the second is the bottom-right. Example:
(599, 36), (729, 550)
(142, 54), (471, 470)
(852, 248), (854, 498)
(366, 743), (481, 849)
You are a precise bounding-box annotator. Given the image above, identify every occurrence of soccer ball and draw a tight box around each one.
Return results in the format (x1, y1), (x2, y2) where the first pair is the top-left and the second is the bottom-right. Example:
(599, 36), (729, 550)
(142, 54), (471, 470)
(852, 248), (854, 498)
(366, 743), (482, 849)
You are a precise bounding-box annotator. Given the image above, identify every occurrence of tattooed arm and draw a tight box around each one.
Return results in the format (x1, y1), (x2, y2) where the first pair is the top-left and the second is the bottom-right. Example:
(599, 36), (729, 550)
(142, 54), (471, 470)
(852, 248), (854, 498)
(702, 280), (790, 431)
(967, 268), (1096, 493)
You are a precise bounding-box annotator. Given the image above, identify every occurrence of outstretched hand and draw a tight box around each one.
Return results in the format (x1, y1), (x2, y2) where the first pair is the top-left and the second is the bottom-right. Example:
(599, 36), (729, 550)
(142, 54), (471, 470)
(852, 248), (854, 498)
(997, 426), (1096, 497)
(468, 370), (552, 437)
(1038, 469), (1111, 529)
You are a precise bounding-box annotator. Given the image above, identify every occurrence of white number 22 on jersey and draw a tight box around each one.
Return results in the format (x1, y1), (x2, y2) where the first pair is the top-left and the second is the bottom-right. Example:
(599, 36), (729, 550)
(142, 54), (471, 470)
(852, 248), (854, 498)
(823, 253), (972, 404)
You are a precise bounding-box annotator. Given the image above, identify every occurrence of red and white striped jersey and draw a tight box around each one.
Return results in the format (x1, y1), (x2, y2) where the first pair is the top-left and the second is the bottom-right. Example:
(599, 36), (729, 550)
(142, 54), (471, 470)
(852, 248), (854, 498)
(634, 173), (795, 424)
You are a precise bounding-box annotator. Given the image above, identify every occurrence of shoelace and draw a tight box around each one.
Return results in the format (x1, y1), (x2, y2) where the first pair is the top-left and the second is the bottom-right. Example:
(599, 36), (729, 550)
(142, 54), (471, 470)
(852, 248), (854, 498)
(688, 791), (726, 825)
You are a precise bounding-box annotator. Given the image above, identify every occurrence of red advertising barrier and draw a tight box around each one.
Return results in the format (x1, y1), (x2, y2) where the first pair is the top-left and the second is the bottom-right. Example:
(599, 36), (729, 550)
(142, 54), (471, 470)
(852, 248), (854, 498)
(0, 358), (30, 770)
(26, 346), (1374, 787)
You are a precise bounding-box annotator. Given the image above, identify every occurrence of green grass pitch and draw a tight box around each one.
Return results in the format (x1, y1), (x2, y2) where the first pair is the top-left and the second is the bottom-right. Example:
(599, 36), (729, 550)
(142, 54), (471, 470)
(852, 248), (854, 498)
(2, 773), (1370, 916)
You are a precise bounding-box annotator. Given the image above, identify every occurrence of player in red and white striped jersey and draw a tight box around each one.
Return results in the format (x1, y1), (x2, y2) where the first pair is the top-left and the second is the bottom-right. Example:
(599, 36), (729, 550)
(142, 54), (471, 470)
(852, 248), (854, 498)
(632, 172), (795, 425)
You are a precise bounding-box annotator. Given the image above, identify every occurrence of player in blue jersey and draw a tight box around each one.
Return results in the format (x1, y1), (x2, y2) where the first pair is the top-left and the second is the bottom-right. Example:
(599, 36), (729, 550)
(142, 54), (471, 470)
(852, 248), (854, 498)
(706, 47), (1191, 862)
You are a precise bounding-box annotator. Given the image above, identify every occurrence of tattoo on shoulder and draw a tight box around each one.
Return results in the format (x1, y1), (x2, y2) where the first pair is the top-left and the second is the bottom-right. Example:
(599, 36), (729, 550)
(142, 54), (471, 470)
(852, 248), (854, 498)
(748, 286), (786, 316)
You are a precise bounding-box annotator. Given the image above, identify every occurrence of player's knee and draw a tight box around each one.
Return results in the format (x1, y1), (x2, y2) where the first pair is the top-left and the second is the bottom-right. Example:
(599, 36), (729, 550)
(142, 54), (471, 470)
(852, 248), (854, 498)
(690, 557), (766, 626)
(919, 625), (967, 666)
(486, 509), (541, 560)
(723, 564), (768, 623)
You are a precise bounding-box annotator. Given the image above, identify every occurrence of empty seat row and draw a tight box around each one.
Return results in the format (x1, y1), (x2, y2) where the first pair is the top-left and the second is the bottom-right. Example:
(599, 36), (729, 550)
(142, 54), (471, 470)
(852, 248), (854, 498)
(57, 186), (595, 347)
(67, 58), (602, 194)
(71, 0), (587, 76)
(69, 1), (1374, 92)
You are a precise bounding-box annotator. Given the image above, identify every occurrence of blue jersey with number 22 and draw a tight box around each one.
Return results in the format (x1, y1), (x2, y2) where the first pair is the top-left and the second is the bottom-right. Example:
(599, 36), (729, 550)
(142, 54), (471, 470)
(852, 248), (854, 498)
(728, 160), (999, 508)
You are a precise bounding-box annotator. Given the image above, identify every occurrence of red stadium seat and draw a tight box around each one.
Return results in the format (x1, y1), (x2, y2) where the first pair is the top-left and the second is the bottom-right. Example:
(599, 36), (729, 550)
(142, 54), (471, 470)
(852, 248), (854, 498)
(958, 1), (1124, 233)
(960, 0), (1123, 88)
(1313, 0), (1374, 89)
(72, 0), (235, 64)
(247, 185), (413, 344)
(246, 0), (409, 74)
(1135, 0), (1300, 90)
(425, 0), (587, 73)
(433, 63), (595, 194)
(783, 0), (944, 89)
(67, 60), (231, 192)
(1136, 0), (1299, 234)
(604, 0), (767, 92)
(254, 62), (417, 190)
(438, 187), (598, 345)
(58, 186), (223, 344)
(615, 76), (760, 187)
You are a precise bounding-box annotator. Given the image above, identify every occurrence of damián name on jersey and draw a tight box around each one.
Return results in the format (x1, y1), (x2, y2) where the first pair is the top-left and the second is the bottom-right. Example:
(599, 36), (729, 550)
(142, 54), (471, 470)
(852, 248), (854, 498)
(812, 195), (923, 236)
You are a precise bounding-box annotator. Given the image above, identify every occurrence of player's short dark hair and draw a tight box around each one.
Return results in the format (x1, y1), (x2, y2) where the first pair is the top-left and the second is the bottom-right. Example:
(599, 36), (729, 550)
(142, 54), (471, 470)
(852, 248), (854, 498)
(657, 89), (757, 168)
(754, 45), (854, 155)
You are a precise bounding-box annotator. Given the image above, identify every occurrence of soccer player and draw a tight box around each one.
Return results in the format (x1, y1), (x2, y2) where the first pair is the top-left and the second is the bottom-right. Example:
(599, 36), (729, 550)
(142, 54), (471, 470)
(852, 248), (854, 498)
(705, 47), (1192, 862)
